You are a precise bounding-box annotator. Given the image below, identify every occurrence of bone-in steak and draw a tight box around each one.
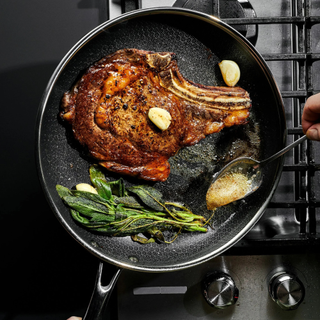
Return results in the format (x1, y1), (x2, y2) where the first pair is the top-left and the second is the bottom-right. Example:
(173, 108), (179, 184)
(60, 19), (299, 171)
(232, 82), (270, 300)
(60, 49), (251, 181)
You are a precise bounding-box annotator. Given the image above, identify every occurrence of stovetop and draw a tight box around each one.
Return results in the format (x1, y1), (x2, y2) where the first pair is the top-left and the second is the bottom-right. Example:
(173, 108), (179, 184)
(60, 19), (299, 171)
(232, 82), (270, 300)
(117, 254), (320, 320)
(1, 0), (320, 319)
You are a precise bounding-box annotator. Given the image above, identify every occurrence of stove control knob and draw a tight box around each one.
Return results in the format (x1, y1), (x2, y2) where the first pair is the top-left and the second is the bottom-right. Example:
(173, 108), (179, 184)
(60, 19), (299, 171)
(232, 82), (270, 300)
(202, 272), (239, 308)
(269, 272), (305, 310)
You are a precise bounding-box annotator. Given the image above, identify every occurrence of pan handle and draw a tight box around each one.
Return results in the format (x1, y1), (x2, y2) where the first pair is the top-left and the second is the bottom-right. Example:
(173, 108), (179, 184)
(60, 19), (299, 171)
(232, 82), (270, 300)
(83, 262), (122, 320)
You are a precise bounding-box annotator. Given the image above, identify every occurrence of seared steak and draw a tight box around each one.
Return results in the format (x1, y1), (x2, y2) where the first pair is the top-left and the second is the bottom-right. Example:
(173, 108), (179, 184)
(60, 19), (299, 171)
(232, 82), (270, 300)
(60, 49), (251, 182)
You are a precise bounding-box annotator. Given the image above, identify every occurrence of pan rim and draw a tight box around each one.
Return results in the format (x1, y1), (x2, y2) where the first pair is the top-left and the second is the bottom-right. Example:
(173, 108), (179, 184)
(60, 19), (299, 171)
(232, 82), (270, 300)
(36, 6), (286, 273)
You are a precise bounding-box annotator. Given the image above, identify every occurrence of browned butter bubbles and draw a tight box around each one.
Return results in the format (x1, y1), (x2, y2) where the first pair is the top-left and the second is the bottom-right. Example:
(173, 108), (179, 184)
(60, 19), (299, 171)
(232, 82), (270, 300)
(206, 172), (252, 210)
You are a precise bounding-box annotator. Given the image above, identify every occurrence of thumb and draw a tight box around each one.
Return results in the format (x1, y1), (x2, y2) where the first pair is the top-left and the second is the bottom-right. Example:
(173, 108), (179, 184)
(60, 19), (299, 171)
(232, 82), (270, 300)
(306, 126), (320, 141)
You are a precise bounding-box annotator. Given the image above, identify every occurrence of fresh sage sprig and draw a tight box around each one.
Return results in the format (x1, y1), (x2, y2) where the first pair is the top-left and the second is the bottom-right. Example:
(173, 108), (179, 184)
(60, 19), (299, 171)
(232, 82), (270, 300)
(56, 165), (208, 244)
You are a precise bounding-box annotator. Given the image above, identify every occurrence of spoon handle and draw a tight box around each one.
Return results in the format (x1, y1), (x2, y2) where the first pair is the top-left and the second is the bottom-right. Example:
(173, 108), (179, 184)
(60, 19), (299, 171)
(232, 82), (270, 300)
(261, 135), (307, 166)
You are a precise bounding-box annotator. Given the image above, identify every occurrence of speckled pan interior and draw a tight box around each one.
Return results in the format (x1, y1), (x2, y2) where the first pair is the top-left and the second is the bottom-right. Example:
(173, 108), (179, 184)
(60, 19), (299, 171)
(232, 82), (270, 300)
(36, 8), (286, 272)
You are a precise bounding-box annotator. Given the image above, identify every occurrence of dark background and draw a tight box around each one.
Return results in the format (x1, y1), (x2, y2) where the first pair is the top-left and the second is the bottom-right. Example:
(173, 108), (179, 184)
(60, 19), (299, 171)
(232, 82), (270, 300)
(0, 1), (112, 319)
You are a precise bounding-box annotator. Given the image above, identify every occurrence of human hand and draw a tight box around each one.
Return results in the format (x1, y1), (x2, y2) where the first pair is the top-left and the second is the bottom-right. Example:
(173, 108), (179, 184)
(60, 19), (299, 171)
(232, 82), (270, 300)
(67, 317), (82, 320)
(302, 92), (320, 140)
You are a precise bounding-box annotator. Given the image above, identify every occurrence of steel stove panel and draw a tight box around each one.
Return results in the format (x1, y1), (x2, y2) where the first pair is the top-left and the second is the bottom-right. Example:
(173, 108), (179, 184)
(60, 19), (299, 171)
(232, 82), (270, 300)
(117, 254), (320, 320)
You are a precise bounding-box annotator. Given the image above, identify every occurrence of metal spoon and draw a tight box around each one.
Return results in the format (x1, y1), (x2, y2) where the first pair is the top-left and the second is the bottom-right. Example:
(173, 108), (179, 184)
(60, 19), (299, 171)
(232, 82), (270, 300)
(209, 135), (308, 201)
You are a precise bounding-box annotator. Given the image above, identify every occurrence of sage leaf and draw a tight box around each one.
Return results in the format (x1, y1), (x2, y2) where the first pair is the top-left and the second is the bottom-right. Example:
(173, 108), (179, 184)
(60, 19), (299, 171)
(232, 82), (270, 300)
(93, 178), (113, 200)
(108, 178), (127, 197)
(72, 190), (110, 204)
(114, 196), (144, 208)
(70, 209), (113, 225)
(115, 211), (128, 221)
(131, 234), (156, 244)
(71, 209), (90, 224)
(56, 185), (73, 198)
(89, 165), (112, 200)
(89, 165), (106, 182)
(62, 196), (110, 216)
(147, 227), (165, 242)
(127, 185), (164, 211)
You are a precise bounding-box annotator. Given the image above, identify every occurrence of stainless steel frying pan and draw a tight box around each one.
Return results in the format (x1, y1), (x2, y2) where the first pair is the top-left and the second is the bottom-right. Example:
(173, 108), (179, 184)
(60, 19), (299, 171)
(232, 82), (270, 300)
(36, 7), (286, 319)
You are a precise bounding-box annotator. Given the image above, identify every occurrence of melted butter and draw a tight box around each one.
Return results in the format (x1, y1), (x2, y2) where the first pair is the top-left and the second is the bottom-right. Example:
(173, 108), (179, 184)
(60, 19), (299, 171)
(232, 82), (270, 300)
(206, 172), (252, 210)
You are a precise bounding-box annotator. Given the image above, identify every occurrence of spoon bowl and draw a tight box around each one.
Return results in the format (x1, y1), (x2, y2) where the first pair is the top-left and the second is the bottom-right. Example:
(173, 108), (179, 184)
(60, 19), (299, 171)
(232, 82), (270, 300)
(208, 135), (307, 207)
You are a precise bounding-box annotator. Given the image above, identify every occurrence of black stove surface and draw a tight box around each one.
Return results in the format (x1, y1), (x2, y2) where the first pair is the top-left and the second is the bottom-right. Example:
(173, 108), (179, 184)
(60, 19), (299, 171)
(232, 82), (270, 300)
(0, 1), (112, 319)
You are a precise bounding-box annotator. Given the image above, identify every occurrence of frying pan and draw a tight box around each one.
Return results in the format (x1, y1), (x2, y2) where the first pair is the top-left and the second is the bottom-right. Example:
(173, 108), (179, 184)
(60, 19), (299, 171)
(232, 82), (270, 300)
(36, 7), (286, 319)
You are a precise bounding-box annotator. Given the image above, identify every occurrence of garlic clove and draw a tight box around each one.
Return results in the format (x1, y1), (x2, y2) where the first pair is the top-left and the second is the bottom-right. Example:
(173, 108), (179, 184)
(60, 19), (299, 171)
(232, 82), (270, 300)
(148, 107), (172, 131)
(218, 60), (241, 87)
(76, 183), (98, 194)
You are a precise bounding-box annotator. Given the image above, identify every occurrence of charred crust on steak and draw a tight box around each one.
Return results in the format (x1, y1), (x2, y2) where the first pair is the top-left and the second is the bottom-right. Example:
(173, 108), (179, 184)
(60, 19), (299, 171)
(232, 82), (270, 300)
(60, 48), (252, 182)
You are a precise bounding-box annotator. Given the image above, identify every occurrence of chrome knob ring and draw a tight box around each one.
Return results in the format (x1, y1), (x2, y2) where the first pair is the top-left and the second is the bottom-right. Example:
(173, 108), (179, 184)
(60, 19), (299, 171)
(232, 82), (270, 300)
(268, 272), (305, 310)
(202, 272), (239, 308)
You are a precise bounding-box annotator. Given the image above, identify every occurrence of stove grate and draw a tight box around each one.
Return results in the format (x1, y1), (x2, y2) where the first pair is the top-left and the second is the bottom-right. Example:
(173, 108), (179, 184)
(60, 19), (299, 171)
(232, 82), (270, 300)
(225, 0), (320, 252)
(117, 0), (320, 252)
